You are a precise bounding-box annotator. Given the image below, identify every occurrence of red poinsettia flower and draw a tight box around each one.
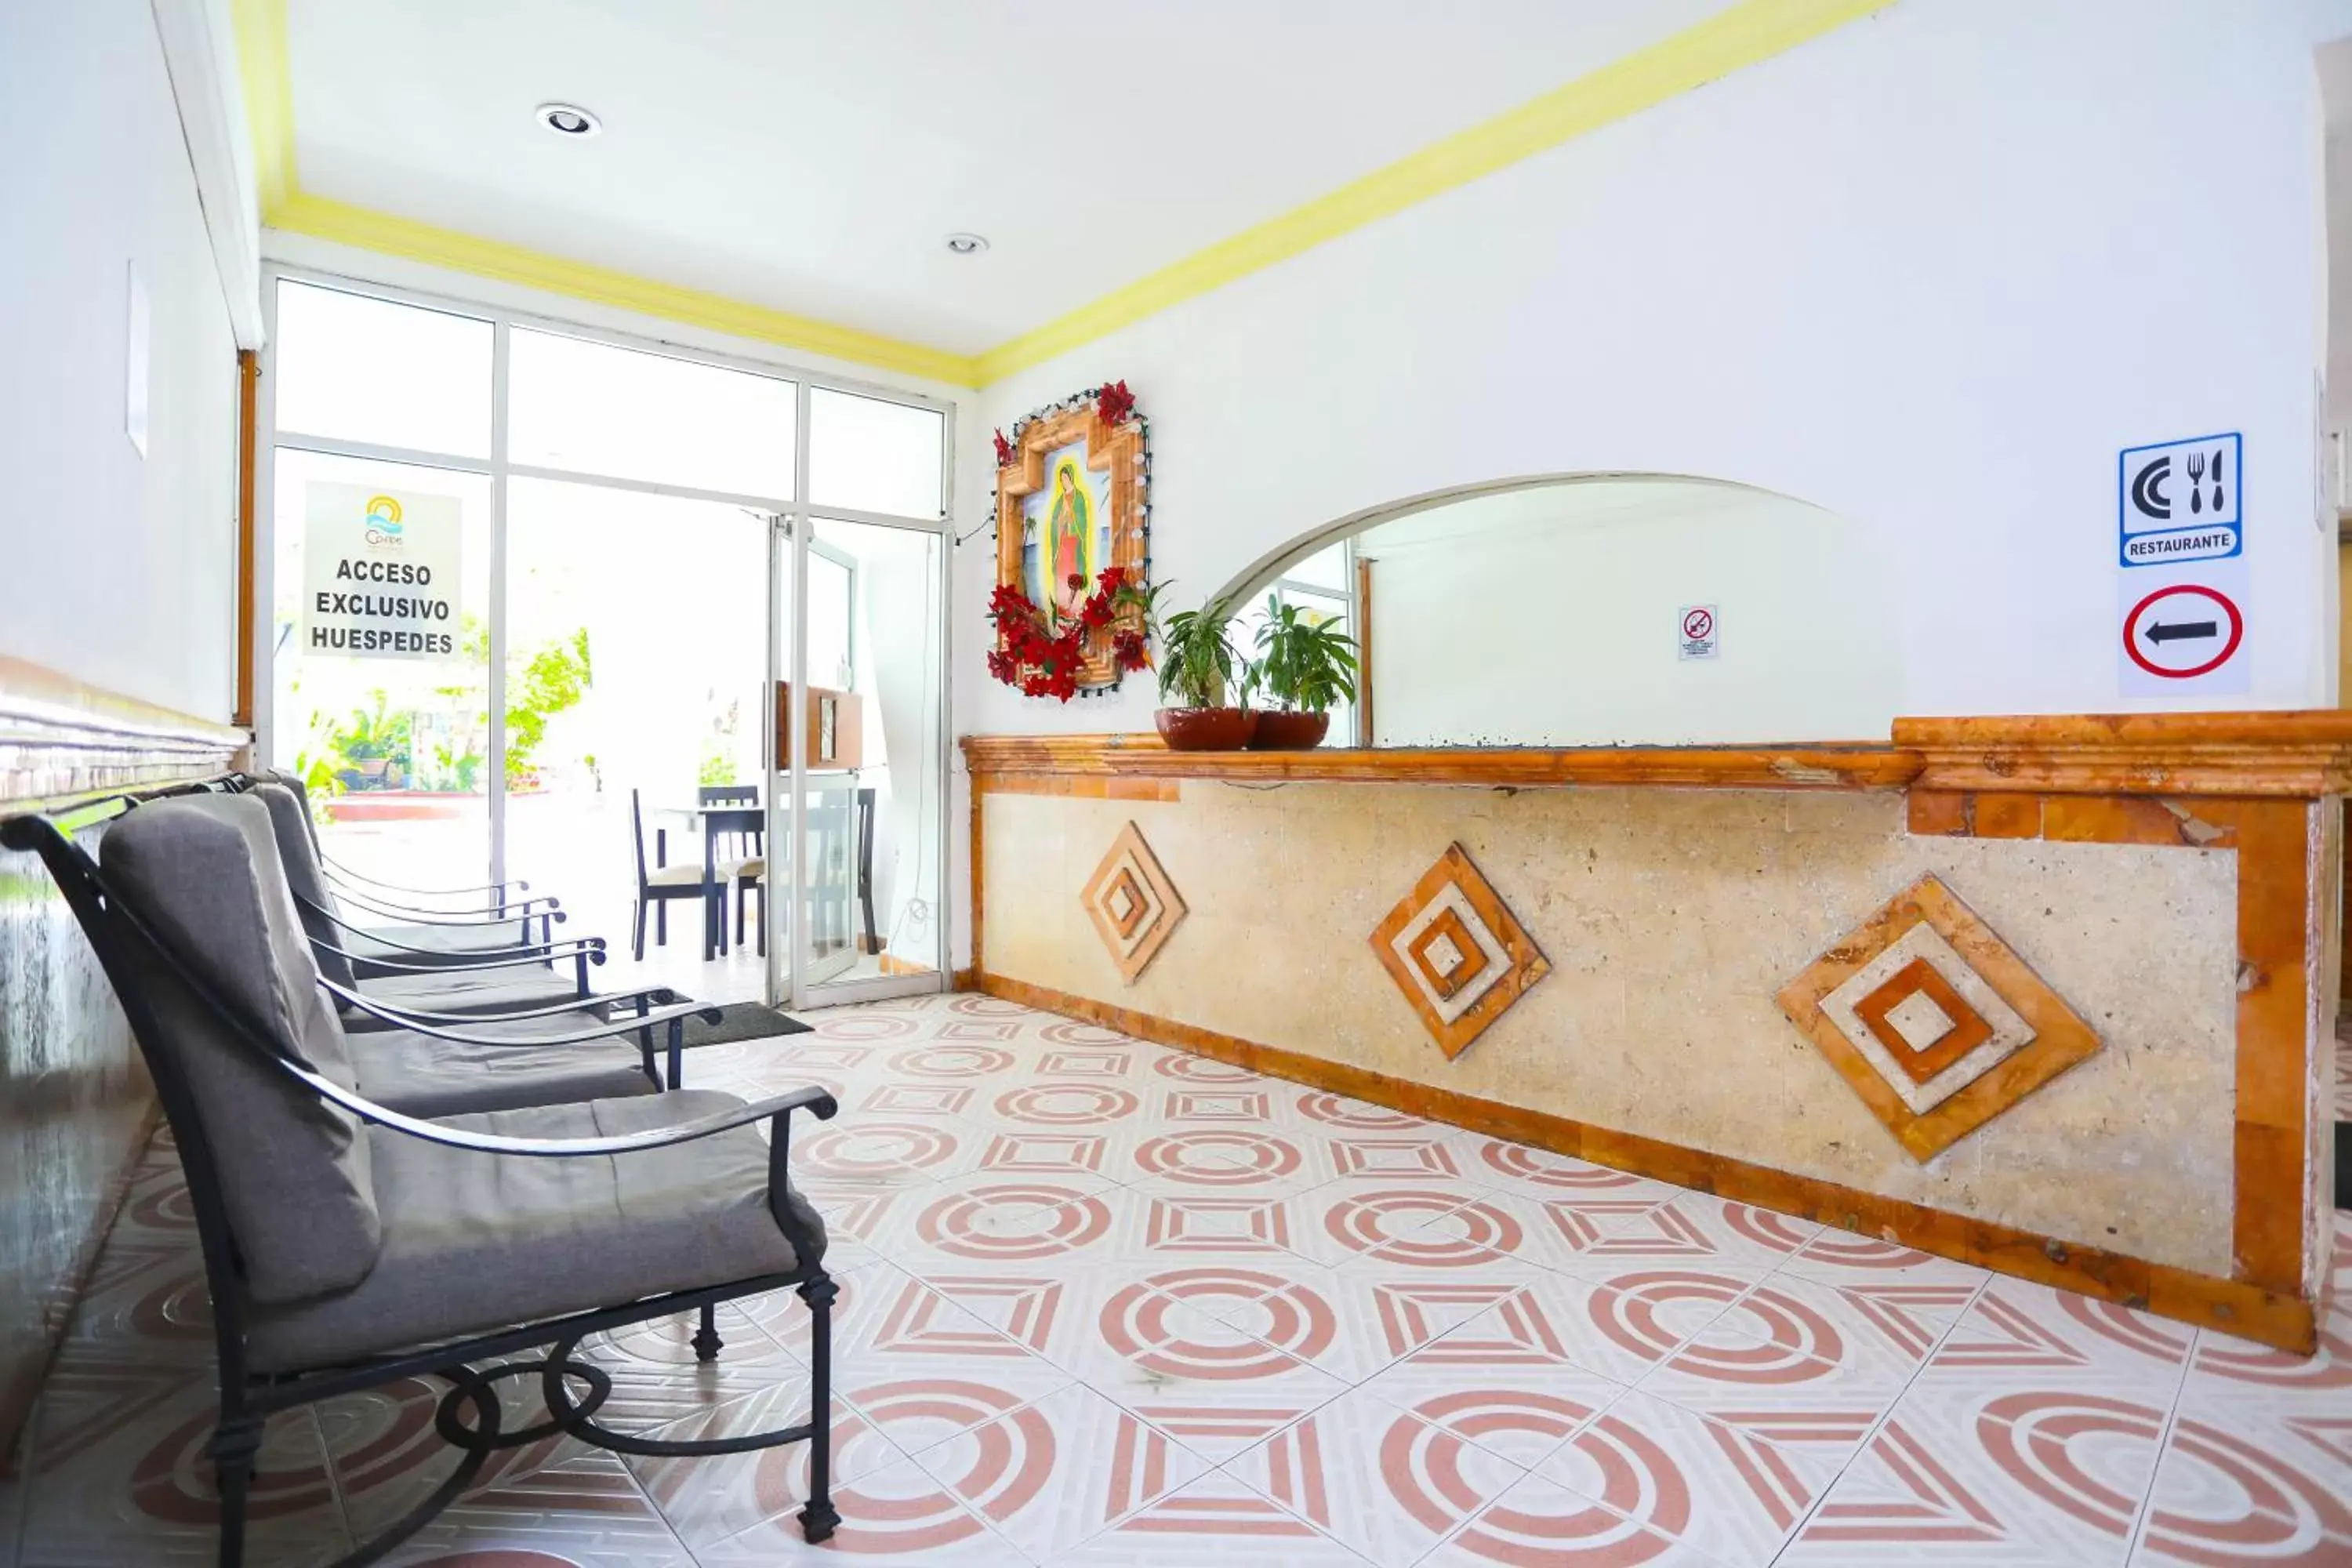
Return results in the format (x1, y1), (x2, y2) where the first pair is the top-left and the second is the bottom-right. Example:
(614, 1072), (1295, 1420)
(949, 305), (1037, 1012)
(993, 428), (1014, 468)
(1096, 380), (1136, 427)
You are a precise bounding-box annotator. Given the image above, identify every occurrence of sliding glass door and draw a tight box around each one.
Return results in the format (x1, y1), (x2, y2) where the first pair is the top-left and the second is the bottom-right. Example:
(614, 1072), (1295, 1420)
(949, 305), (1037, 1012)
(260, 270), (952, 1007)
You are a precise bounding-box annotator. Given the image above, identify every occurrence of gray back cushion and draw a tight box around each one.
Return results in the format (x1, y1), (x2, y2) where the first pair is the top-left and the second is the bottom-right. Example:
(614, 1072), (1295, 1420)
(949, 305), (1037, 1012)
(102, 794), (383, 1303)
(251, 782), (356, 990)
(260, 769), (329, 863)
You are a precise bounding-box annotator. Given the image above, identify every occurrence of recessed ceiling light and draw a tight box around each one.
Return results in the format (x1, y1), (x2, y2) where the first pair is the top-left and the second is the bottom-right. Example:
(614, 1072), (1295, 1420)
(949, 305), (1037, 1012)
(945, 233), (989, 256)
(536, 102), (602, 138)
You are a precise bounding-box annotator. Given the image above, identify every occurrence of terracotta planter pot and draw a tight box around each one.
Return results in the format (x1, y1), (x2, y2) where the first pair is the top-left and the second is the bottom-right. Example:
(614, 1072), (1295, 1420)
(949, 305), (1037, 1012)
(1246, 710), (1332, 750)
(1155, 707), (1258, 751)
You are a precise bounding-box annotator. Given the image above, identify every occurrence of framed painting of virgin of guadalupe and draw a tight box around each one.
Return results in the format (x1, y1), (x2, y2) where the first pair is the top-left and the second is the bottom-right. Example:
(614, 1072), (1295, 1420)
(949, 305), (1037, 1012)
(989, 381), (1150, 698)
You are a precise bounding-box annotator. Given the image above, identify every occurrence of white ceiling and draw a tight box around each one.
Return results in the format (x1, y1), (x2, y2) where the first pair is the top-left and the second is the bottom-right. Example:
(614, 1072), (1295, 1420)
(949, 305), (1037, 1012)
(285, 0), (1736, 356)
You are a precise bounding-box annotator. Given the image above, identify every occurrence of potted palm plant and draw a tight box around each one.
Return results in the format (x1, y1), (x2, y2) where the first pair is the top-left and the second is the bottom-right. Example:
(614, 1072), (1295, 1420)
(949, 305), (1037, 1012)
(1130, 584), (1258, 750)
(1246, 594), (1358, 750)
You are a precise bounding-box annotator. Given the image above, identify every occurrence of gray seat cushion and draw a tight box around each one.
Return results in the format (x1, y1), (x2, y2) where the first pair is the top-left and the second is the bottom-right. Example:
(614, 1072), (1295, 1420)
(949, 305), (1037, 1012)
(350, 1029), (655, 1117)
(644, 863), (708, 889)
(245, 1092), (820, 1371)
(100, 797), (383, 1303)
(344, 920), (541, 963)
(350, 967), (580, 1027)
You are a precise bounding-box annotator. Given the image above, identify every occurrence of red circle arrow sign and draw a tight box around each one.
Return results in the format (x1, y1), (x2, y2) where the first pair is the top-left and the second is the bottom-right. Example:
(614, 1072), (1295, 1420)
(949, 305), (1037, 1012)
(2122, 583), (2242, 679)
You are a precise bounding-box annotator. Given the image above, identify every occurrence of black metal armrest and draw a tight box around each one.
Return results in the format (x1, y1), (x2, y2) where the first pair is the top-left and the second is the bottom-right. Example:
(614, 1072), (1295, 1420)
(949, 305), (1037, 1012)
(313, 929), (605, 974)
(285, 1058), (839, 1156)
(334, 883), (565, 927)
(322, 977), (717, 1046)
(347, 984), (684, 1026)
(322, 858), (530, 902)
(325, 869), (559, 916)
(305, 900), (593, 960)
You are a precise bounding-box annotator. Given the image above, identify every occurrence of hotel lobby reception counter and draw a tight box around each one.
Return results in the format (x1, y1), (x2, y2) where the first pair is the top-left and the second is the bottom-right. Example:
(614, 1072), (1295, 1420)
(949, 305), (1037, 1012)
(960, 716), (2347, 1352)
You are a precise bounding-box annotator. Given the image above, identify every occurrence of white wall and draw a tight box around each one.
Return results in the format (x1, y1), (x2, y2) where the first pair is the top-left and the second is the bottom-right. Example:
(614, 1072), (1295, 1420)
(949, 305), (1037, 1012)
(1363, 481), (1900, 746)
(960, 0), (2337, 751)
(1, 0), (241, 720)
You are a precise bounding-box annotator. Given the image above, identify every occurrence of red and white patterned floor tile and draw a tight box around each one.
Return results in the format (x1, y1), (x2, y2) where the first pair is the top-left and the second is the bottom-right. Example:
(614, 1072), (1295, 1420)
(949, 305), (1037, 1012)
(15, 995), (2350, 1567)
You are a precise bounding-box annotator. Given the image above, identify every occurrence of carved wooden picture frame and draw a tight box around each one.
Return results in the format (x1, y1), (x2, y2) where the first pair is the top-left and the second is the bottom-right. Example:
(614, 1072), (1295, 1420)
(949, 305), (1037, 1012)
(993, 393), (1148, 691)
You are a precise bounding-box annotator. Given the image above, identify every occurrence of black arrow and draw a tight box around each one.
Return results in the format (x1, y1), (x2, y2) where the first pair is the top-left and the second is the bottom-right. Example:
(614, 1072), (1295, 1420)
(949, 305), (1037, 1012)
(2144, 619), (2217, 644)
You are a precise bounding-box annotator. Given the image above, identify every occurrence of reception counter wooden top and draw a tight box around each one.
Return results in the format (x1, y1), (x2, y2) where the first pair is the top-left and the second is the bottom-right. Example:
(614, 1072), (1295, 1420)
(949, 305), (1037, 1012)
(962, 710), (2352, 797)
(962, 713), (2346, 1352)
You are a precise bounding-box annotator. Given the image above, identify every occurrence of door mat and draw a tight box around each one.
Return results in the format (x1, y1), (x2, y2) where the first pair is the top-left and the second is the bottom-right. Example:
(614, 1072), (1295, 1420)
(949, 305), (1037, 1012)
(2337, 1120), (2350, 1213)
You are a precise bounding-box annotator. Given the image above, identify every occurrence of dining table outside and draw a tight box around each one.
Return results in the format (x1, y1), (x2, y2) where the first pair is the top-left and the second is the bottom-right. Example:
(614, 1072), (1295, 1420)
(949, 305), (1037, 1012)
(646, 786), (858, 971)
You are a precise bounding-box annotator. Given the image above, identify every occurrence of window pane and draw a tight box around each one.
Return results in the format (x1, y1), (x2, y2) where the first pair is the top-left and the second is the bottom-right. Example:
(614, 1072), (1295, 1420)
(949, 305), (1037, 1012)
(1284, 540), (1348, 592)
(269, 448), (493, 887)
(808, 387), (943, 518)
(510, 329), (795, 498)
(807, 551), (854, 690)
(274, 281), (492, 457)
(1283, 587), (1348, 627)
(505, 477), (771, 934)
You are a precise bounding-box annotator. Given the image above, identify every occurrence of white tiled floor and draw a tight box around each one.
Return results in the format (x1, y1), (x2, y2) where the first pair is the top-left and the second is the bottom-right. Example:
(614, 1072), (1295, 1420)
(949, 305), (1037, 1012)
(3, 997), (2347, 1566)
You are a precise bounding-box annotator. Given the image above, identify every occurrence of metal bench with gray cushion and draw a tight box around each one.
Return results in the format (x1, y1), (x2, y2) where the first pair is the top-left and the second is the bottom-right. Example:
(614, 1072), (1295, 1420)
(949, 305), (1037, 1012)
(3, 792), (842, 1566)
(248, 768), (570, 953)
(245, 779), (592, 981)
(248, 781), (608, 1017)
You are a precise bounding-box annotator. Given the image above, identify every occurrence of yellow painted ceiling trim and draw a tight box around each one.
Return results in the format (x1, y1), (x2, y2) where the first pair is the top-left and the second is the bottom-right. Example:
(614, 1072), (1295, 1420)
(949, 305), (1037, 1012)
(270, 192), (985, 386)
(971, 0), (1890, 385)
(230, 0), (296, 216)
(237, 0), (1885, 390)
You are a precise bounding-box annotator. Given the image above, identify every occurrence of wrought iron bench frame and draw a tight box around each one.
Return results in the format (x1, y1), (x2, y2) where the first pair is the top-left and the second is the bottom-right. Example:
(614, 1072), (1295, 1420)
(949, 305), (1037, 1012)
(3, 808), (844, 1567)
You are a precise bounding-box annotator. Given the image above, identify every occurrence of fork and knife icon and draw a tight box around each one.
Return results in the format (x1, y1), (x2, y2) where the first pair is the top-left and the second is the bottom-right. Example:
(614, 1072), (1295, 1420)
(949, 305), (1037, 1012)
(2183, 448), (2225, 515)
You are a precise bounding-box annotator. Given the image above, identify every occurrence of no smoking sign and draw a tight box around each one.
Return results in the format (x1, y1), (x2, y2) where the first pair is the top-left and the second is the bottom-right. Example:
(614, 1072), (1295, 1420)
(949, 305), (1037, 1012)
(1678, 604), (1719, 660)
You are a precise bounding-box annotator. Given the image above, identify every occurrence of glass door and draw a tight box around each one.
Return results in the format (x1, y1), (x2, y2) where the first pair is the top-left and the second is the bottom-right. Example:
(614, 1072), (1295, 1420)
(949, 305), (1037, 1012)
(793, 517), (945, 1003)
(771, 387), (951, 1009)
(263, 269), (952, 1014)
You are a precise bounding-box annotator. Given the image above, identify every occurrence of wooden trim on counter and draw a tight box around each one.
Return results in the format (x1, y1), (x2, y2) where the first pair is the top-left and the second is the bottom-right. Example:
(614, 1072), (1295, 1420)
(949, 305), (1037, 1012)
(0, 658), (249, 812)
(1897, 712), (2352, 797)
(977, 973), (2318, 1352)
(961, 735), (1922, 791)
(964, 712), (2352, 799)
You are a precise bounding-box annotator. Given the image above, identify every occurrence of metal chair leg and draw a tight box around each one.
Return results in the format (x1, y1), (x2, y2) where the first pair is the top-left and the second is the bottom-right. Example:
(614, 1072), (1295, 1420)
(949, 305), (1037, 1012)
(632, 899), (647, 962)
(206, 1414), (263, 1568)
(692, 1301), (724, 1363)
(798, 1273), (840, 1544)
(655, 899), (667, 947)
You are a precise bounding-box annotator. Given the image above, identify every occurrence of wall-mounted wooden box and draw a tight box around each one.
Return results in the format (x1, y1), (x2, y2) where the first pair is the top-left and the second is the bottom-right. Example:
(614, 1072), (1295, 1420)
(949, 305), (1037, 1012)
(770, 682), (862, 770)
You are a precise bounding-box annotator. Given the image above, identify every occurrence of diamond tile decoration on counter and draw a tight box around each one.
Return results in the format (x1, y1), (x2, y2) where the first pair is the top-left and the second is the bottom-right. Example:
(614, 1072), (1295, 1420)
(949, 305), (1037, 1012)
(1370, 843), (1550, 1060)
(1777, 875), (2100, 1162)
(1082, 821), (1188, 983)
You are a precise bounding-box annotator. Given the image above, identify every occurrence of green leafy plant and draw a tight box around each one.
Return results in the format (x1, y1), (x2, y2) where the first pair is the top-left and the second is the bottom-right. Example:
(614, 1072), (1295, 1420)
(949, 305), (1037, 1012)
(1250, 595), (1359, 713)
(1134, 585), (1244, 710)
(289, 750), (347, 822)
(321, 691), (413, 789)
(503, 627), (593, 785)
